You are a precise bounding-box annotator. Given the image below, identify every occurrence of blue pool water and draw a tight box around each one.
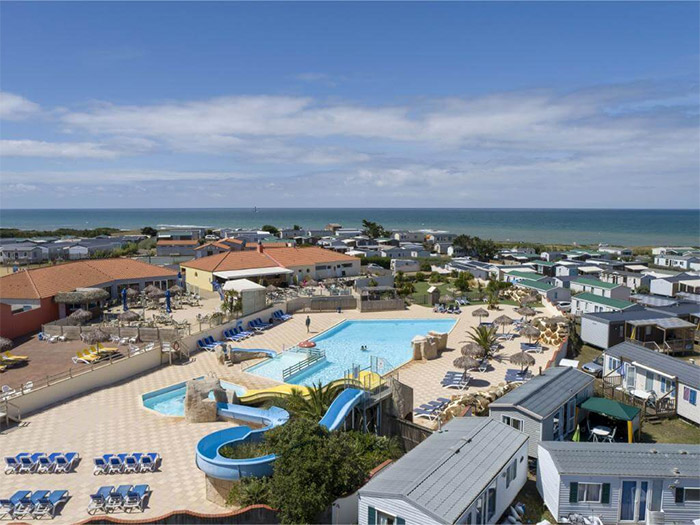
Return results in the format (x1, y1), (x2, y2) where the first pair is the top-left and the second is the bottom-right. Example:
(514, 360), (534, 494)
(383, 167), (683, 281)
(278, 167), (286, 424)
(247, 319), (456, 386)
(142, 380), (247, 416)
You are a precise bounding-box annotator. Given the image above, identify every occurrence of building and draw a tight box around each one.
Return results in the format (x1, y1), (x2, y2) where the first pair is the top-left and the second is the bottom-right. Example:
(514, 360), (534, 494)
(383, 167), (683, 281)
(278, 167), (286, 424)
(156, 228), (205, 241)
(446, 245), (467, 257)
(570, 278), (631, 301)
(603, 341), (700, 424)
(515, 279), (570, 304)
(0, 259), (177, 339)
(597, 246), (633, 257)
(650, 273), (700, 297)
(380, 247), (413, 259)
(654, 254), (700, 271)
(489, 367), (594, 457)
(580, 309), (676, 350)
(599, 270), (653, 292)
(529, 260), (557, 277)
(425, 231), (457, 244)
(156, 239), (200, 257)
(358, 418), (528, 525)
(180, 245), (360, 296)
(392, 231), (426, 243)
(390, 259), (420, 273)
(537, 441), (700, 524)
(502, 270), (543, 283)
(448, 259), (495, 281)
(0, 242), (49, 265)
(571, 293), (640, 316)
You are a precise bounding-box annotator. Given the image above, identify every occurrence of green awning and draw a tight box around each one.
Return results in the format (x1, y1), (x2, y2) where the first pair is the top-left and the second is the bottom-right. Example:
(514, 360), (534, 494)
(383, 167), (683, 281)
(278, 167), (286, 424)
(581, 397), (640, 422)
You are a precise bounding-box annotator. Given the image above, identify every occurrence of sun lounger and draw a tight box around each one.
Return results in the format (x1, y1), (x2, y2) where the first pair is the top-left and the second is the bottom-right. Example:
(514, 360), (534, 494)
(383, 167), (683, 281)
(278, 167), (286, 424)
(520, 342), (542, 353)
(413, 406), (439, 420)
(12, 490), (50, 519)
(50, 452), (79, 473)
(32, 490), (69, 519)
(4, 455), (24, 474)
(121, 454), (141, 474)
(18, 453), (45, 474)
(204, 336), (226, 348)
(123, 485), (150, 513)
(1, 385), (16, 399)
(0, 490), (32, 520)
(96, 343), (119, 353)
(274, 310), (292, 321)
(505, 368), (532, 383)
(37, 455), (56, 474)
(87, 486), (114, 515)
(107, 455), (123, 474)
(93, 456), (109, 475)
(139, 452), (159, 472)
(106, 485), (132, 511)
(224, 329), (245, 342)
(442, 374), (472, 390)
(2, 351), (29, 363)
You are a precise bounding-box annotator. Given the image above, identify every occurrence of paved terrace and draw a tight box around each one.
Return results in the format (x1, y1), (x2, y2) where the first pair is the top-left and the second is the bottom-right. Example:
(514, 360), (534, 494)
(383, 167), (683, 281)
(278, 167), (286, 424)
(0, 304), (554, 523)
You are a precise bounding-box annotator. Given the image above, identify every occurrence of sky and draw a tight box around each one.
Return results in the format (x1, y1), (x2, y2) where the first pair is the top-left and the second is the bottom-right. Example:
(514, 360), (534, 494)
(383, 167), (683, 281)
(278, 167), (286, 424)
(0, 1), (699, 209)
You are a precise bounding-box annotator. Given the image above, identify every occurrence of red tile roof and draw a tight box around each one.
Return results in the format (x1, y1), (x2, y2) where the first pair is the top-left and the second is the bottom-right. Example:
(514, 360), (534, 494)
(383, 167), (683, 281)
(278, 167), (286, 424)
(157, 240), (199, 246)
(0, 259), (178, 300)
(194, 241), (233, 251)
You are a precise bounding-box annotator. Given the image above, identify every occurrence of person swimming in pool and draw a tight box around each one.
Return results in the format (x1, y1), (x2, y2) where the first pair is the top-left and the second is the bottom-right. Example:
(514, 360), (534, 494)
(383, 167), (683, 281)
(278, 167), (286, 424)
(361, 345), (368, 351)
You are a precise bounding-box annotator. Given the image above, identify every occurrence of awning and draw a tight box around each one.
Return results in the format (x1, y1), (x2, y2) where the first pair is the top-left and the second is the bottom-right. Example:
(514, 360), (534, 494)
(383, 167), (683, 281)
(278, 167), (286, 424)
(581, 397), (640, 422)
(222, 279), (266, 292)
(627, 317), (695, 329)
(214, 267), (293, 280)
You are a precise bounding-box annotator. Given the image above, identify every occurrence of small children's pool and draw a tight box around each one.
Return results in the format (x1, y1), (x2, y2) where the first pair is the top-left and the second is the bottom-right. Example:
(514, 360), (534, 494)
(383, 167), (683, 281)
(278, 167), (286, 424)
(142, 379), (247, 416)
(247, 318), (456, 386)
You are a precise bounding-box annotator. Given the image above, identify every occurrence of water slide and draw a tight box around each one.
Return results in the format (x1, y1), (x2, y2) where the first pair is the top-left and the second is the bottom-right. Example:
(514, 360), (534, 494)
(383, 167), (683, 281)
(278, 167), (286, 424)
(195, 387), (369, 481)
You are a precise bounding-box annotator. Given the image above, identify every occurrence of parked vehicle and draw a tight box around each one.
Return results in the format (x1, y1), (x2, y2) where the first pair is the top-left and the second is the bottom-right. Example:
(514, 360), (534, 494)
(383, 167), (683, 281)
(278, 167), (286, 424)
(581, 355), (604, 377)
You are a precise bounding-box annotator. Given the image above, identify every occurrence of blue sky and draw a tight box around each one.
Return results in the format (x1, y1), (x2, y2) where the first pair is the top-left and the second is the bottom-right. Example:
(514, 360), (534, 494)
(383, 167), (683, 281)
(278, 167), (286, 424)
(1, 2), (698, 209)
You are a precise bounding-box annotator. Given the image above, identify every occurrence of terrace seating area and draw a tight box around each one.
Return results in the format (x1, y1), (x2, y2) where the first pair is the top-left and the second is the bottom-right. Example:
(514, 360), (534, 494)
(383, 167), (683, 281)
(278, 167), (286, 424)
(93, 453), (160, 475)
(87, 484), (150, 514)
(0, 490), (70, 520)
(4, 452), (79, 475)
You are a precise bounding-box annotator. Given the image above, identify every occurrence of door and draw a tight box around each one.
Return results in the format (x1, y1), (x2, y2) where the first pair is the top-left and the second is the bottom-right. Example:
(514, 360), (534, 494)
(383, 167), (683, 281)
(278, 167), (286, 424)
(620, 480), (650, 522)
(626, 365), (636, 390)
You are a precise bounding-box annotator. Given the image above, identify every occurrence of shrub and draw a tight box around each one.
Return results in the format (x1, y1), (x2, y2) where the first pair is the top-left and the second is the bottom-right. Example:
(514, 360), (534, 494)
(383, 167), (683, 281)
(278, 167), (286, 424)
(219, 440), (271, 460)
(226, 477), (272, 507)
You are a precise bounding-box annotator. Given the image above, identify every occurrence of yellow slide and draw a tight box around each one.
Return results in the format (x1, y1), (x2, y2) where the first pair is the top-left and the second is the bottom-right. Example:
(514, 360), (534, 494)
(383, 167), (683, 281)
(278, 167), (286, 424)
(239, 371), (382, 406)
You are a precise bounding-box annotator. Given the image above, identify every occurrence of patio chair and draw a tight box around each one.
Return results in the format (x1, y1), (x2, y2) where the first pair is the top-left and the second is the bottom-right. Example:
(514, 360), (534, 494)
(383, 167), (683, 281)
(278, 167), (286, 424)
(123, 485), (150, 513)
(0, 490), (32, 520)
(51, 452), (79, 473)
(604, 426), (617, 443)
(32, 490), (69, 519)
(87, 486), (114, 515)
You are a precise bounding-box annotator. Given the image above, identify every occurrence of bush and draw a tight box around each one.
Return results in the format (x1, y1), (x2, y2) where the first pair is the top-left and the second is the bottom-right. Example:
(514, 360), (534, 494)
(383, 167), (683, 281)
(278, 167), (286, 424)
(362, 256), (391, 269)
(419, 261), (432, 272)
(415, 271), (426, 282)
(227, 477), (272, 507)
(220, 440), (271, 460)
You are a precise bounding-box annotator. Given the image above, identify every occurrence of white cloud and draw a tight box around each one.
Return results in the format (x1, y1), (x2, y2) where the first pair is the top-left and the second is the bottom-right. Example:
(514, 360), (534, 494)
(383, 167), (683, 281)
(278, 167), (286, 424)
(0, 169), (254, 185)
(0, 139), (121, 159)
(0, 92), (41, 120)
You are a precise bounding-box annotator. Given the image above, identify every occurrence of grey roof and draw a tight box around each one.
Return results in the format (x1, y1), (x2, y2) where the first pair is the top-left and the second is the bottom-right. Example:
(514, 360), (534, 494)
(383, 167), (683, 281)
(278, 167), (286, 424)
(627, 317), (695, 329)
(582, 309), (674, 325)
(540, 441), (700, 478)
(606, 341), (700, 389)
(648, 303), (700, 317)
(630, 294), (678, 307)
(657, 273), (696, 283)
(359, 418), (527, 524)
(489, 367), (594, 419)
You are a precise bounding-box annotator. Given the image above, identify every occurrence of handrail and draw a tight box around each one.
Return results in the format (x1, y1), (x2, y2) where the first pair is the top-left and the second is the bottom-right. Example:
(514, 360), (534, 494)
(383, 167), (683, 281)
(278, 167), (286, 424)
(282, 349), (326, 381)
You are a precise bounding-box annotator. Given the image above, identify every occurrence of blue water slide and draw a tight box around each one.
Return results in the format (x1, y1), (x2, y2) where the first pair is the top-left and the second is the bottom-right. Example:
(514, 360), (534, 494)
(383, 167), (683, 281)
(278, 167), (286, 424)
(196, 388), (366, 481)
(228, 347), (277, 359)
(319, 388), (367, 432)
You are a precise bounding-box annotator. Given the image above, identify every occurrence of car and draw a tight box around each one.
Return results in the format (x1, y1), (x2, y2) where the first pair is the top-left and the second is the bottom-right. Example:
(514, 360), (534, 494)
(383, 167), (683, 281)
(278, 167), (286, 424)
(557, 301), (571, 312)
(582, 355), (604, 377)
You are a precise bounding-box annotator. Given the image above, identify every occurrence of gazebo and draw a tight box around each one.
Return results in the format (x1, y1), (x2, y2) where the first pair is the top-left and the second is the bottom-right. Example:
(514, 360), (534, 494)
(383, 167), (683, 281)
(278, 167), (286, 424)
(581, 397), (641, 443)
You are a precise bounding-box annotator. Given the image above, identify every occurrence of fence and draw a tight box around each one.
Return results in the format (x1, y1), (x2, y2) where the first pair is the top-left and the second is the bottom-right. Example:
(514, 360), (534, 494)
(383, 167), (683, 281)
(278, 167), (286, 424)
(75, 504), (279, 525)
(42, 323), (181, 343)
(282, 349), (326, 381)
(3, 343), (164, 417)
(359, 298), (405, 312)
(286, 295), (357, 313)
(384, 416), (433, 451)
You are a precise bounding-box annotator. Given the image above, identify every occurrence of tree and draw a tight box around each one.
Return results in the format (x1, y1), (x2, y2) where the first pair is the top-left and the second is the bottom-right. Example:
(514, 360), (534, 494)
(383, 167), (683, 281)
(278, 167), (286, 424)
(262, 224), (279, 236)
(292, 224), (302, 231)
(284, 382), (337, 421)
(467, 325), (499, 360)
(453, 234), (498, 261)
(361, 219), (389, 239)
(221, 290), (242, 317)
(397, 282), (415, 298)
(429, 271), (442, 283)
(454, 271), (473, 292)
(141, 226), (157, 237)
(486, 289), (499, 310)
(419, 261), (432, 272)
(415, 272), (426, 282)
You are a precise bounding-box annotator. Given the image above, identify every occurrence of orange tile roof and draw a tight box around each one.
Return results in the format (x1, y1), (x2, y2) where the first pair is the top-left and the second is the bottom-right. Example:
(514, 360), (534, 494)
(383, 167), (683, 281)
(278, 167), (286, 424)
(194, 240), (233, 251)
(180, 251), (279, 272)
(180, 246), (358, 273)
(157, 240), (199, 246)
(0, 259), (178, 300)
(264, 246), (358, 267)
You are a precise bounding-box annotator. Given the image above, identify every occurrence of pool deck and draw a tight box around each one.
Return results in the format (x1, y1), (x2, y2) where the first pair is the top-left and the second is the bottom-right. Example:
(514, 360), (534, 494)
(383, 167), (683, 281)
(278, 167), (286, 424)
(0, 304), (555, 523)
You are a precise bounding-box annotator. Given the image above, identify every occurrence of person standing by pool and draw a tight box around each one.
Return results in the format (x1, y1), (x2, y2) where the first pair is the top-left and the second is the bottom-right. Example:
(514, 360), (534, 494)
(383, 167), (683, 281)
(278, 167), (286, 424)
(305, 315), (311, 333)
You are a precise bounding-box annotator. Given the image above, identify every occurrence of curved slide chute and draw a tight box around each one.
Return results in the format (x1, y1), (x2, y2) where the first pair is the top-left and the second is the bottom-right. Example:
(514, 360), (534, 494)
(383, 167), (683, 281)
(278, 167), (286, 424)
(196, 388), (368, 481)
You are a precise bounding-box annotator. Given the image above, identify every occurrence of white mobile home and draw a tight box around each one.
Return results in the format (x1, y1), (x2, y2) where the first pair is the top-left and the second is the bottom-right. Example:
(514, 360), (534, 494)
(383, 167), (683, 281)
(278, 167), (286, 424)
(537, 442), (700, 525)
(570, 278), (631, 300)
(571, 293), (641, 317)
(358, 418), (528, 525)
(489, 367), (594, 457)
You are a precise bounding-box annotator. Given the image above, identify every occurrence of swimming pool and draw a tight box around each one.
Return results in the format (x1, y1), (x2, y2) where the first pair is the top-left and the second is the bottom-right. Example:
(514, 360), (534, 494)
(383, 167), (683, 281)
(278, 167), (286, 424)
(246, 318), (456, 386)
(142, 379), (247, 416)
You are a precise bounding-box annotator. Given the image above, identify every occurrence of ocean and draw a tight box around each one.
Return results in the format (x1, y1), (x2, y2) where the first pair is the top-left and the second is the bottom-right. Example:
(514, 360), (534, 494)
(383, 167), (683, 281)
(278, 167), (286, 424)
(1, 208), (698, 246)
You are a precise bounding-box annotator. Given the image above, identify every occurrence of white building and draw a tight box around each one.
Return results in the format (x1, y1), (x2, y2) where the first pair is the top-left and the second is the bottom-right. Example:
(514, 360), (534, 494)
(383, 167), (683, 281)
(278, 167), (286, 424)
(570, 278), (631, 300)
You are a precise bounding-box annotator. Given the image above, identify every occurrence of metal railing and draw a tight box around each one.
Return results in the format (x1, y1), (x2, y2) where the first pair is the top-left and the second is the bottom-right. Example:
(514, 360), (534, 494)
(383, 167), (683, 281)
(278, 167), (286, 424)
(282, 349), (326, 381)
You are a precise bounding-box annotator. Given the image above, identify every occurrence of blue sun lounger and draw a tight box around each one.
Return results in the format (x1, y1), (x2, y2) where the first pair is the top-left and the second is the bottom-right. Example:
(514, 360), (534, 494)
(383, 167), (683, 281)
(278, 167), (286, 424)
(32, 490), (69, 519)
(123, 485), (150, 512)
(106, 485), (132, 511)
(87, 486), (114, 515)
(51, 452), (79, 473)
(139, 453), (159, 472)
(0, 490), (32, 520)
(12, 490), (50, 520)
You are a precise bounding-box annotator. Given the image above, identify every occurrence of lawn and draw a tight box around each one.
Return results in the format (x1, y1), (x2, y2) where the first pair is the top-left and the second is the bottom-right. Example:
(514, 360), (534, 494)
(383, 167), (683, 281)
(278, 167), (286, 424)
(640, 417), (700, 445)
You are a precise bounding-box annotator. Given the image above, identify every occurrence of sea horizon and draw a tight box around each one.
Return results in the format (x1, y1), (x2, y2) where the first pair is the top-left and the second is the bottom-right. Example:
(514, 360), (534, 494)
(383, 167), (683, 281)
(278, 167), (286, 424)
(1, 207), (698, 247)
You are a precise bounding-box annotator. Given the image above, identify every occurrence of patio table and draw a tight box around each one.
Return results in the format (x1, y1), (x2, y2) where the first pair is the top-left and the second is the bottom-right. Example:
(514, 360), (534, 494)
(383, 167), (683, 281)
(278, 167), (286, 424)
(591, 425), (611, 442)
(630, 389), (652, 400)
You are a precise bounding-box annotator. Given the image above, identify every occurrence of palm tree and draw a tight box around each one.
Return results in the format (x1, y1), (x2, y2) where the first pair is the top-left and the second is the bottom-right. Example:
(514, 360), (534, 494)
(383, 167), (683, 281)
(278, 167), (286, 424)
(486, 289), (499, 310)
(221, 290), (243, 318)
(285, 382), (336, 420)
(467, 325), (499, 360)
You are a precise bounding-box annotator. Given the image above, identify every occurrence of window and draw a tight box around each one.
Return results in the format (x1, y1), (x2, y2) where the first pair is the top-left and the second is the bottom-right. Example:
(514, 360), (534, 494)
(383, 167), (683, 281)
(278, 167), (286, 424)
(684, 387), (698, 406)
(608, 357), (620, 371)
(487, 487), (497, 521)
(501, 415), (524, 432)
(685, 488), (700, 502)
(645, 373), (655, 391)
(376, 510), (397, 525)
(506, 459), (518, 488)
(577, 483), (602, 503)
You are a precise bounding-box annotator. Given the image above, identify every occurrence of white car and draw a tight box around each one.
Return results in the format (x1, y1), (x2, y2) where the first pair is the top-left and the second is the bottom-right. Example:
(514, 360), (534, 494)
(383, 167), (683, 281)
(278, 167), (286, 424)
(557, 301), (571, 312)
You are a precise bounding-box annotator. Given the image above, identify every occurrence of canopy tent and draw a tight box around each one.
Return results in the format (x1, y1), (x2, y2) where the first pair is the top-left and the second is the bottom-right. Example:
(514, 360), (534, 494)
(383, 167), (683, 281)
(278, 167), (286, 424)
(222, 279), (266, 292)
(581, 397), (641, 443)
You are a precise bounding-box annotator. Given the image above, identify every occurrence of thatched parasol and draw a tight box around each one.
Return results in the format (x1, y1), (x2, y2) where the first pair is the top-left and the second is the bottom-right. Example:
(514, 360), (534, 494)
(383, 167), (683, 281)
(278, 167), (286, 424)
(55, 288), (109, 304)
(472, 307), (489, 321)
(125, 288), (140, 299)
(454, 355), (479, 374)
(515, 306), (536, 318)
(142, 284), (162, 295)
(0, 337), (13, 351)
(82, 329), (110, 344)
(461, 342), (486, 358)
(118, 310), (141, 322)
(520, 323), (541, 342)
(510, 351), (535, 371)
(521, 294), (539, 305)
(68, 308), (93, 325)
(147, 288), (166, 299)
(168, 284), (184, 295)
(493, 314), (514, 334)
